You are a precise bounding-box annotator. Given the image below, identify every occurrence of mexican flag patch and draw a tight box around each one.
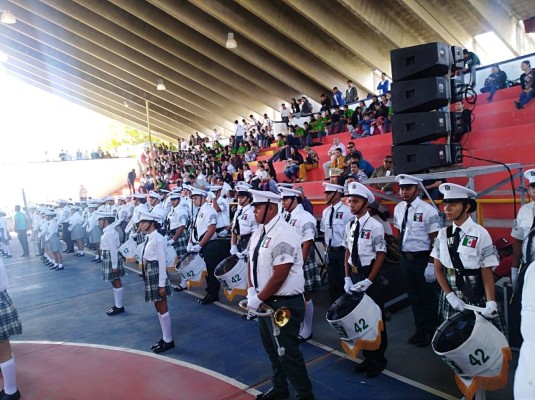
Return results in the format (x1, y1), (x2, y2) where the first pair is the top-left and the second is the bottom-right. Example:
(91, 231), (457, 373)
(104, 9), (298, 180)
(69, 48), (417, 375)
(336, 212), (344, 219)
(360, 230), (371, 239)
(261, 237), (271, 248)
(413, 213), (423, 222)
(462, 235), (478, 248)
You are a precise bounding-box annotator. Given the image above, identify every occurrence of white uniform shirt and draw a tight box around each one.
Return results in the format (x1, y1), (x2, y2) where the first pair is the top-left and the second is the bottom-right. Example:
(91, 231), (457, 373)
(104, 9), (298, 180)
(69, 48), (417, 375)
(511, 201), (535, 264)
(248, 216), (304, 295)
(115, 205), (128, 225)
(213, 197), (230, 229)
(168, 205), (189, 231)
(394, 196), (441, 252)
(58, 206), (71, 224)
(343, 212), (386, 267)
(46, 219), (58, 241)
(38, 219), (49, 238)
(100, 225), (121, 268)
(0, 257), (9, 292)
(0, 217), (8, 240)
(142, 230), (167, 287)
(320, 201), (353, 247)
(68, 212), (83, 231)
(191, 203), (217, 244)
(232, 203), (257, 236)
(126, 202), (135, 220)
(285, 204), (316, 244)
(431, 217), (498, 270)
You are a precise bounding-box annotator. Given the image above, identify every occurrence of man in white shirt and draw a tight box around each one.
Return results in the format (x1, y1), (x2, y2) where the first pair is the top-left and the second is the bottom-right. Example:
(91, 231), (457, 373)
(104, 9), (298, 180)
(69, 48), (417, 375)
(322, 138), (347, 180)
(234, 120), (244, 150)
(280, 104), (290, 126)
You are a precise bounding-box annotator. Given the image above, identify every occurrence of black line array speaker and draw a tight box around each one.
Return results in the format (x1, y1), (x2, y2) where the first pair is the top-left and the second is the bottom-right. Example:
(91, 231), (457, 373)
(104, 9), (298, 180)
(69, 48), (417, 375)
(391, 77), (450, 114)
(392, 112), (463, 145)
(392, 144), (463, 174)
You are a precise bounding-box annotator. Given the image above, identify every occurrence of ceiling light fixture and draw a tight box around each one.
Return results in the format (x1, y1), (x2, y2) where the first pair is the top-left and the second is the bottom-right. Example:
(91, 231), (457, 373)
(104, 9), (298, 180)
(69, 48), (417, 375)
(0, 51), (7, 62)
(123, 100), (129, 108)
(1, 10), (16, 24)
(156, 79), (166, 91)
(226, 32), (237, 49)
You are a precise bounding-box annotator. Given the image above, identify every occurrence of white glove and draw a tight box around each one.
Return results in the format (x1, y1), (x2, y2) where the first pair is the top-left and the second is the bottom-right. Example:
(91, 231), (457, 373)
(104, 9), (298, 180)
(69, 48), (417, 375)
(446, 292), (466, 312)
(344, 277), (353, 294)
(206, 192), (216, 201)
(130, 233), (138, 239)
(247, 294), (262, 311)
(230, 245), (238, 255)
(236, 251), (245, 259)
(424, 263), (436, 283)
(186, 243), (194, 252)
(481, 300), (498, 318)
(218, 229), (228, 238)
(511, 267), (519, 286)
(191, 244), (202, 253)
(247, 287), (257, 298)
(351, 278), (372, 292)
(167, 239), (175, 246)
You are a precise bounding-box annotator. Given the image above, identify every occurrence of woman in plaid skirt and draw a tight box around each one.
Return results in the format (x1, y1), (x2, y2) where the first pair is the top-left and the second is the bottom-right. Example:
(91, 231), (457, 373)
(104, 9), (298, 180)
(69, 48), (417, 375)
(0, 257), (22, 400)
(96, 212), (126, 316)
(166, 193), (189, 292)
(431, 183), (505, 400)
(139, 211), (174, 354)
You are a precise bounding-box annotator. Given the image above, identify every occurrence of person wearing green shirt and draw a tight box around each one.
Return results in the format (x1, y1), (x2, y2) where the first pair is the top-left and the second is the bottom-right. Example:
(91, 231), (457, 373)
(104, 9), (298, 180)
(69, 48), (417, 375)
(237, 142), (246, 156)
(310, 120), (325, 144)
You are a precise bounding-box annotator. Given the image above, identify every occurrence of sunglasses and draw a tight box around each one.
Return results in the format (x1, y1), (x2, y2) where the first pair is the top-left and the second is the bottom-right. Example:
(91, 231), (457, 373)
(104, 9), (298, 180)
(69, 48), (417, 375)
(384, 159), (392, 163)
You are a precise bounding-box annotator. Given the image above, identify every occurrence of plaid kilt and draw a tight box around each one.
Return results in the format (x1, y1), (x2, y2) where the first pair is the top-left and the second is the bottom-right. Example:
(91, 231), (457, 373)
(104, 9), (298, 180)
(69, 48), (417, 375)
(143, 260), (171, 303)
(135, 231), (146, 245)
(101, 250), (126, 282)
(0, 290), (22, 340)
(173, 230), (189, 259)
(438, 268), (508, 337)
(303, 252), (320, 292)
(47, 235), (62, 253)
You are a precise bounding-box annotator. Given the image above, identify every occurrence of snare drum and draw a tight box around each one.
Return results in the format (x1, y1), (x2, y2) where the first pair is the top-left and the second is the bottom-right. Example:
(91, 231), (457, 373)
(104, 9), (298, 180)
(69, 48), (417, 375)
(215, 255), (247, 301)
(175, 252), (207, 288)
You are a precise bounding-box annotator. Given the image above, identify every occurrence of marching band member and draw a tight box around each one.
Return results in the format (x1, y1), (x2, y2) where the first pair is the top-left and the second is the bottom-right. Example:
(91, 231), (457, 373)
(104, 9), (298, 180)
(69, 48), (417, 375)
(394, 174), (441, 347)
(125, 195), (135, 222)
(0, 212), (11, 259)
(166, 192), (189, 261)
(68, 206), (85, 257)
(279, 187), (319, 343)
(38, 209), (50, 266)
(84, 203), (103, 263)
(31, 208), (43, 256)
(58, 200), (74, 254)
(139, 211), (174, 354)
(431, 183), (505, 400)
(148, 191), (166, 235)
(159, 189), (172, 216)
(208, 186), (231, 238)
(187, 187), (222, 305)
(96, 211), (126, 316)
(114, 196), (129, 243)
(45, 210), (64, 271)
(0, 256), (22, 400)
(320, 182), (354, 303)
(343, 182), (388, 378)
(125, 194), (149, 244)
(246, 189), (314, 400)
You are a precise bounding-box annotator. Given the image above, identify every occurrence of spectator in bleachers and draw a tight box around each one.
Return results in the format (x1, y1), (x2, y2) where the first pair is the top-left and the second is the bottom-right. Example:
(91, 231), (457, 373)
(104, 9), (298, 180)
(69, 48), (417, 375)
(341, 104), (353, 129)
(493, 237), (513, 280)
(323, 137), (346, 180)
(320, 94), (332, 111)
(348, 106), (363, 136)
(301, 96), (312, 115)
(291, 98), (300, 116)
(340, 162), (367, 186)
(345, 142), (363, 162)
(244, 141), (259, 162)
(294, 124), (307, 147)
(262, 113), (273, 133)
(243, 163), (253, 183)
(371, 102), (389, 134)
(329, 148), (346, 184)
(353, 113), (372, 138)
(284, 147), (304, 183)
(514, 59), (534, 110)
(330, 106), (345, 135)
(309, 116), (326, 144)
(332, 87), (346, 106)
(299, 146), (319, 183)
(367, 96), (380, 113)
(351, 153), (375, 178)
(280, 103), (290, 126)
(377, 72), (390, 95)
(289, 113), (299, 127)
(370, 155), (394, 194)
(452, 102), (472, 142)
(234, 120), (244, 150)
(480, 65), (507, 102)
(345, 80), (358, 103)
(462, 49), (481, 87)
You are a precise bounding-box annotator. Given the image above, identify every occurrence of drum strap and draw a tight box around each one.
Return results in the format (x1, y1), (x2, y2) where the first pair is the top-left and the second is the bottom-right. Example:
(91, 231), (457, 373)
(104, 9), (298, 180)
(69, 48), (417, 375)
(232, 208), (243, 236)
(141, 236), (149, 282)
(514, 213), (535, 303)
(446, 226), (483, 303)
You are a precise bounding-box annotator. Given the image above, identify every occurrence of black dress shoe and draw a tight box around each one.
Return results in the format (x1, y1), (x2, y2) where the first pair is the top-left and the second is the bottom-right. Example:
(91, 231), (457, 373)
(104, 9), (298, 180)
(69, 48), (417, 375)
(256, 387), (290, 400)
(352, 358), (371, 373)
(0, 389), (21, 400)
(199, 294), (219, 305)
(151, 338), (163, 351)
(365, 361), (387, 378)
(66, 250), (74, 254)
(298, 333), (313, 344)
(152, 340), (175, 353)
(174, 286), (187, 292)
(106, 306), (125, 316)
(95, 258), (103, 263)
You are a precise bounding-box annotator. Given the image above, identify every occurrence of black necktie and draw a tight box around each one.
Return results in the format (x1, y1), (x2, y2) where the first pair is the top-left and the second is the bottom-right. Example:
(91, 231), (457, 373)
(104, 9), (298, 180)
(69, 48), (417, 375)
(351, 220), (362, 269)
(400, 204), (410, 250)
(328, 207), (335, 247)
(285, 213), (291, 223)
(233, 208), (243, 236)
(526, 216), (535, 266)
(251, 228), (266, 289)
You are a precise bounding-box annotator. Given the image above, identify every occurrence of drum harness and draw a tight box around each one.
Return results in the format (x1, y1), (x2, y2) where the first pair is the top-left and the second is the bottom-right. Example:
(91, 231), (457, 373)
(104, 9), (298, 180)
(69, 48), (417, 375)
(446, 226), (483, 304)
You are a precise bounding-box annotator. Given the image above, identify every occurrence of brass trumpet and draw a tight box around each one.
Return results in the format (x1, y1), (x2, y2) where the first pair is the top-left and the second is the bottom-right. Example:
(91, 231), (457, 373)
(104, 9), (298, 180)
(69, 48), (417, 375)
(239, 300), (292, 356)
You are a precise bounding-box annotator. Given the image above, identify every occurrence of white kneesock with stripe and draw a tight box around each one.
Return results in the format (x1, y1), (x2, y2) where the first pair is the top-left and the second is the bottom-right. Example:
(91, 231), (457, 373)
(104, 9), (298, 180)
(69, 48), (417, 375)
(0, 357), (17, 395)
(299, 299), (314, 339)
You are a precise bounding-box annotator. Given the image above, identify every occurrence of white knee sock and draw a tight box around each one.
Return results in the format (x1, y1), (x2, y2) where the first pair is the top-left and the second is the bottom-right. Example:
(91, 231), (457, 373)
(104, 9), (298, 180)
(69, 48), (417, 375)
(113, 287), (124, 308)
(0, 357), (17, 395)
(159, 312), (172, 343)
(475, 390), (486, 400)
(299, 299), (314, 338)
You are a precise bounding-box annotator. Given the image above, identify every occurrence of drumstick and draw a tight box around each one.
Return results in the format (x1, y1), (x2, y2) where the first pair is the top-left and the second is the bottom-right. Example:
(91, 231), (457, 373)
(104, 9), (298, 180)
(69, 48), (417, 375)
(462, 304), (486, 313)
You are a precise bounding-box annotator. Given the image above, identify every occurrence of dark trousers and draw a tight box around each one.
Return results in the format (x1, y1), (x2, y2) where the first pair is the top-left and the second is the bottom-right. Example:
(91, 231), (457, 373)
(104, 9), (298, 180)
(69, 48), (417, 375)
(201, 239), (229, 297)
(127, 180), (135, 194)
(400, 254), (439, 335)
(259, 295), (314, 400)
(350, 269), (387, 366)
(327, 248), (346, 303)
(16, 230), (29, 255)
(61, 223), (74, 251)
